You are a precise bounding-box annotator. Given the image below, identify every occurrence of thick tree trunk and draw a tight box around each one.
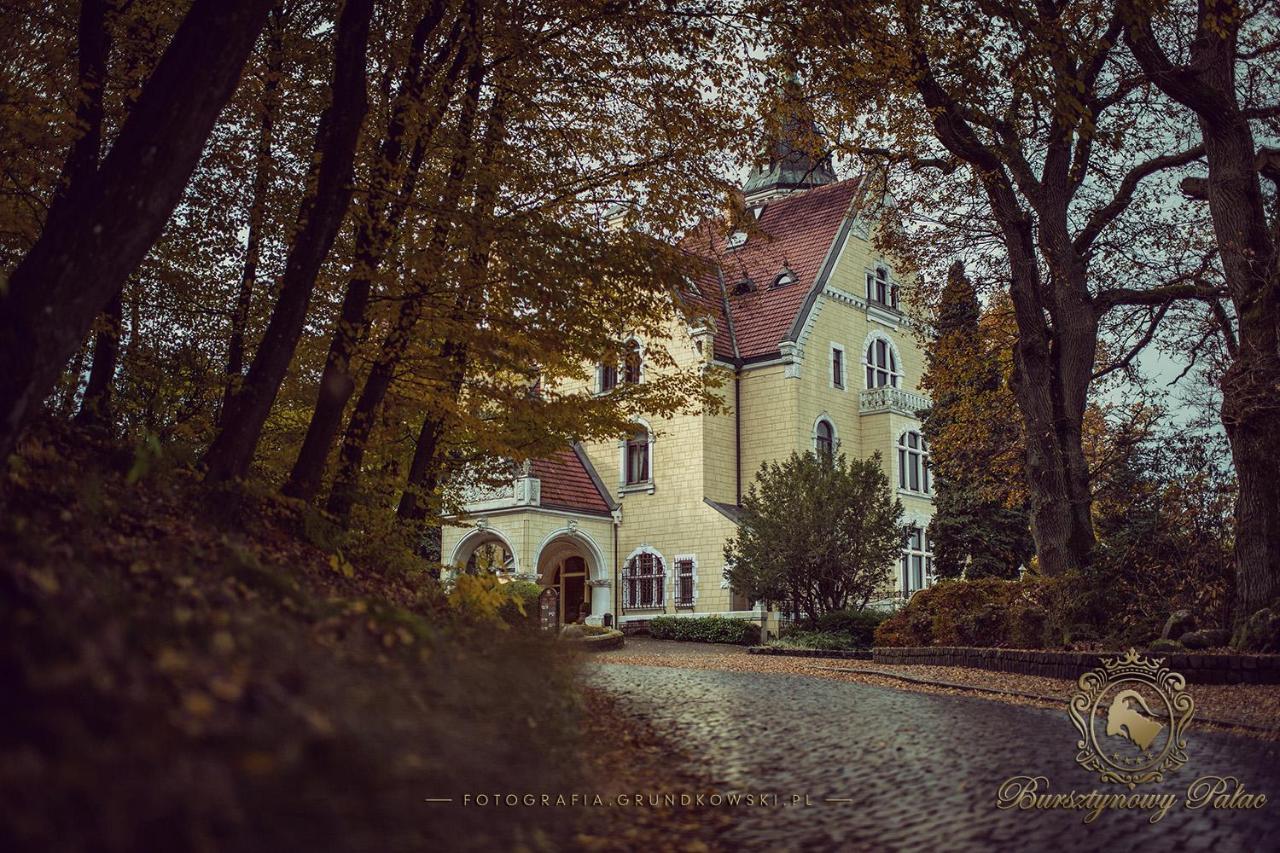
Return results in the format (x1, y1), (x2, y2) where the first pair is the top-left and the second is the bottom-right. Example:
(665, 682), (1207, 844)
(1124, 4), (1280, 623)
(284, 3), (463, 501)
(203, 0), (375, 484)
(222, 3), (285, 420)
(0, 0), (274, 464)
(68, 0), (117, 428)
(53, 0), (109, 212)
(1200, 119), (1280, 621)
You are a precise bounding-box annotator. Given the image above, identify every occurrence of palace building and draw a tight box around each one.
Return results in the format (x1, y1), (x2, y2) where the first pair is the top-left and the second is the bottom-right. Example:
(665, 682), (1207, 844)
(441, 102), (935, 631)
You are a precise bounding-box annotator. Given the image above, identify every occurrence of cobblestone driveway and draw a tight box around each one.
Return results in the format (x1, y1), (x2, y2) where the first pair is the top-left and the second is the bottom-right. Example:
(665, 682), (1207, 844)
(587, 652), (1280, 852)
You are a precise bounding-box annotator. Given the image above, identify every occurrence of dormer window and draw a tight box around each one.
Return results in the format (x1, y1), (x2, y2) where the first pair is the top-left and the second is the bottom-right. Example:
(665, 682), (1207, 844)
(772, 268), (796, 288)
(726, 231), (748, 250)
(733, 278), (755, 295)
(866, 267), (894, 307)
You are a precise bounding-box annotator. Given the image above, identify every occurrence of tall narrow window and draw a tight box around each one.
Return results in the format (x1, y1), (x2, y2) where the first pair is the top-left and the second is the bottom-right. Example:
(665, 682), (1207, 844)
(675, 558), (695, 607)
(832, 346), (844, 389)
(865, 338), (900, 388)
(901, 526), (933, 597)
(623, 341), (642, 384)
(815, 418), (834, 458)
(875, 268), (888, 304)
(624, 551), (665, 608)
(599, 362), (618, 392)
(897, 431), (930, 495)
(625, 427), (650, 485)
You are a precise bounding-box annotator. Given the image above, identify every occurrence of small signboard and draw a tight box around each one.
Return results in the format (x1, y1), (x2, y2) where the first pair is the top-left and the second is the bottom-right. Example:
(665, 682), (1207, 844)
(539, 586), (559, 632)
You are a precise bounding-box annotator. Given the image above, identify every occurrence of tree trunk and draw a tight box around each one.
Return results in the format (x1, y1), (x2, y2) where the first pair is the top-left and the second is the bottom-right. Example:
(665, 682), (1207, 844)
(203, 0), (375, 484)
(325, 25), (488, 519)
(67, 0), (116, 428)
(0, 0), (275, 464)
(396, 88), (506, 523)
(283, 3), (463, 501)
(222, 2), (286, 420)
(1123, 3), (1280, 622)
(396, 339), (468, 521)
(75, 289), (123, 427)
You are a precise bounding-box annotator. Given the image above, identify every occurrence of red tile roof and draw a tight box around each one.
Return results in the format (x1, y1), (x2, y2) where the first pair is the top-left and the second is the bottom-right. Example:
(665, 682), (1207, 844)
(679, 178), (861, 361)
(531, 446), (613, 516)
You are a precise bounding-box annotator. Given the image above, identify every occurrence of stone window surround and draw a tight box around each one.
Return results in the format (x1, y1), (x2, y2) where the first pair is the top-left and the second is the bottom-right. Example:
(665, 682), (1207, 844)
(618, 417), (655, 494)
(623, 544), (667, 610)
(672, 553), (698, 608)
(896, 428), (931, 497)
(811, 412), (840, 456)
(863, 329), (904, 390)
(830, 341), (846, 390)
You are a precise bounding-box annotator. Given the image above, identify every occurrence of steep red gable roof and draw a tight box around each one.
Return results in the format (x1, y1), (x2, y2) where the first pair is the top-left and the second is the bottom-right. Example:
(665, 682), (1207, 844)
(531, 446), (613, 516)
(680, 178), (861, 361)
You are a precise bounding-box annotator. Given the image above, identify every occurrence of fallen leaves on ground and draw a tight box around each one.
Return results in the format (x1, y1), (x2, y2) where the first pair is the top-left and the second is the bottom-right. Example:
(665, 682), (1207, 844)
(597, 639), (1280, 738)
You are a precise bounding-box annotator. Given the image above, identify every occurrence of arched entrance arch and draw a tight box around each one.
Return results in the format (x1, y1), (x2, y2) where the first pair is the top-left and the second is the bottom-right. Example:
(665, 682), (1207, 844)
(535, 527), (610, 626)
(448, 525), (520, 574)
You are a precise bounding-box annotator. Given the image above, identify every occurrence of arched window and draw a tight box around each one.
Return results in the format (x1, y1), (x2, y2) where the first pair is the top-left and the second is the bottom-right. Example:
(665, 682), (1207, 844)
(815, 418), (834, 458)
(625, 426), (650, 485)
(865, 337), (900, 388)
(866, 267), (891, 305)
(623, 341), (642, 384)
(901, 526), (933, 597)
(898, 431), (930, 494)
(624, 549), (665, 608)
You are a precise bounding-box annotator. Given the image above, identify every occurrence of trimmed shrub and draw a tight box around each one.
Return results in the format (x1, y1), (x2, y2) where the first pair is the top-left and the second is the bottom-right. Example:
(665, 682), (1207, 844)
(770, 630), (863, 651)
(873, 578), (1053, 648)
(648, 615), (760, 645)
(814, 607), (888, 646)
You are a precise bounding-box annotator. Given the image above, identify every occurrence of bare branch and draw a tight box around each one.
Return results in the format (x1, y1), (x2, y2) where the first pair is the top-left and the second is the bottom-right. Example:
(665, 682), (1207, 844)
(855, 146), (958, 174)
(1092, 301), (1170, 380)
(1074, 144), (1205, 254)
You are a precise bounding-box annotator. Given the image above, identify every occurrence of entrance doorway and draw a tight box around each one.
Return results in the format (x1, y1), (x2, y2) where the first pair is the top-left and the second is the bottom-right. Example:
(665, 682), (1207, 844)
(551, 555), (588, 624)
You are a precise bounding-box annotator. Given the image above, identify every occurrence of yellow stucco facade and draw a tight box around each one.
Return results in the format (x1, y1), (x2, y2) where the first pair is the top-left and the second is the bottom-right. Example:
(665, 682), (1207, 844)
(441, 184), (936, 629)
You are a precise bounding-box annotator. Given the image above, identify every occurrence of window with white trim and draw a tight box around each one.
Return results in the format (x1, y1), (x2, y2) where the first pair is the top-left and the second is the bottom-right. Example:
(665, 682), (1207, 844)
(898, 431), (931, 494)
(598, 361), (618, 393)
(831, 345), (845, 389)
(674, 557), (696, 608)
(815, 418), (835, 458)
(625, 426), (650, 485)
(866, 267), (895, 306)
(623, 341), (642, 384)
(624, 551), (665, 608)
(865, 337), (900, 388)
(902, 526), (934, 596)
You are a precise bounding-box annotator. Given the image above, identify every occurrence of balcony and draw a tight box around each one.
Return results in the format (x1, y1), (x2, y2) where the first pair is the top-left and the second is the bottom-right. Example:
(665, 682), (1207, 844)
(859, 386), (931, 417)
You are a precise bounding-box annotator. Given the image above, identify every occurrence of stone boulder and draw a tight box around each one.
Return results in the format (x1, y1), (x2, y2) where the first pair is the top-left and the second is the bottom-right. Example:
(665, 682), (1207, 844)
(1237, 608), (1280, 653)
(1148, 638), (1183, 654)
(1179, 628), (1231, 650)
(1161, 610), (1197, 641)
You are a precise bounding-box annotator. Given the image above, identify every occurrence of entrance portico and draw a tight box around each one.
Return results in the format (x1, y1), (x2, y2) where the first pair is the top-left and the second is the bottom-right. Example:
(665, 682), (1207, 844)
(536, 529), (611, 625)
